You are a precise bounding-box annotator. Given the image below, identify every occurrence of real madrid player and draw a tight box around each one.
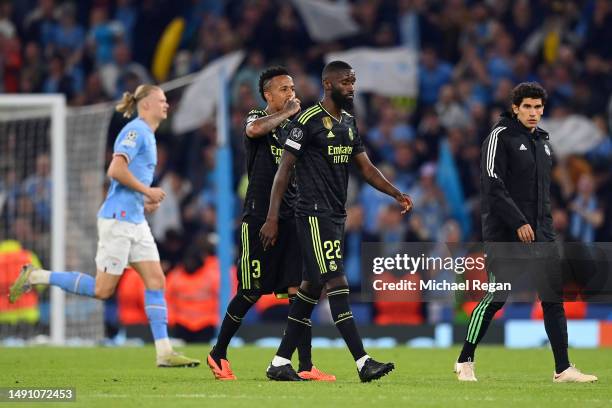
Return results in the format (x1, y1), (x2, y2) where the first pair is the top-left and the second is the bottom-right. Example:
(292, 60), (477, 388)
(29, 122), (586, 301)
(207, 67), (335, 381)
(454, 82), (597, 383)
(260, 61), (413, 382)
(10, 85), (200, 368)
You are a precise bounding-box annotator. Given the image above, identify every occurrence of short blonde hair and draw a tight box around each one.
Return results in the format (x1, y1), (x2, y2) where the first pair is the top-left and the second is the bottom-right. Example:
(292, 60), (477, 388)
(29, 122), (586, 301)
(115, 84), (161, 118)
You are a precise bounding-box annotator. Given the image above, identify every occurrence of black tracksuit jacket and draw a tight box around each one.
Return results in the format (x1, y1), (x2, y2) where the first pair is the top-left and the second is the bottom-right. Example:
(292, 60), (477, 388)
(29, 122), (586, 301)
(481, 112), (555, 242)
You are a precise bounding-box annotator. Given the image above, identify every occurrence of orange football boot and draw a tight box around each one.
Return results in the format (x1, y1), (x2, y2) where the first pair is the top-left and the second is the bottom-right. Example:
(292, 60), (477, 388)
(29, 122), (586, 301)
(297, 366), (336, 381)
(207, 354), (237, 380)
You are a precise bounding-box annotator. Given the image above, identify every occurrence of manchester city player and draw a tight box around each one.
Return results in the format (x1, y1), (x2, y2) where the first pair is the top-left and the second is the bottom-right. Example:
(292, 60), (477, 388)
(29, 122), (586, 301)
(10, 85), (199, 368)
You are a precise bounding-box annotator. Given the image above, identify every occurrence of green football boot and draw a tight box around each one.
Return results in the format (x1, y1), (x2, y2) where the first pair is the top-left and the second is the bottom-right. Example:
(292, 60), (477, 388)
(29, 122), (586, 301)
(9, 264), (34, 304)
(157, 351), (201, 368)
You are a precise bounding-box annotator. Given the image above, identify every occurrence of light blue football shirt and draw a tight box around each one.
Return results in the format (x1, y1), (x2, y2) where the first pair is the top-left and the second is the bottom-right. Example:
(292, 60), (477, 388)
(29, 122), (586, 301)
(98, 117), (157, 224)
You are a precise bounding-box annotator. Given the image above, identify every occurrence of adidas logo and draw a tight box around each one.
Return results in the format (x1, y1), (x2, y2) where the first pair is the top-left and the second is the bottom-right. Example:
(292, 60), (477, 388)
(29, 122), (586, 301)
(519, 144), (527, 151)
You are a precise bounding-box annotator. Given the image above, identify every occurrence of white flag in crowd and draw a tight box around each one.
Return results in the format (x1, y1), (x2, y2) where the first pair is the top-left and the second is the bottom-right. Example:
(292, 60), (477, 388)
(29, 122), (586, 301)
(540, 115), (604, 157)
(290, 0), (360, 42)
(171, 50), (245, 134)
(325, 47), (418, 97)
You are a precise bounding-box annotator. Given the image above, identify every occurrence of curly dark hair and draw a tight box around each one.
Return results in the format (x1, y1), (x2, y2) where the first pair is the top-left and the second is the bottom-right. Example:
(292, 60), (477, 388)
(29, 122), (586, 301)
(510, 82), (547, 107)
(258, 66), (290, 101)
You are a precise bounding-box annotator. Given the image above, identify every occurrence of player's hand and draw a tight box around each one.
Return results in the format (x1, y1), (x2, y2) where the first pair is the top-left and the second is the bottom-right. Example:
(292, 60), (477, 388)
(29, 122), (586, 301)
(283, 97), (301, 116)
(517, 223), (535, 242)
(144, 200), (161, 214)
(395, 193), (413, 215)
(145, 187), (166, 203)
(259, 219), (279, 250)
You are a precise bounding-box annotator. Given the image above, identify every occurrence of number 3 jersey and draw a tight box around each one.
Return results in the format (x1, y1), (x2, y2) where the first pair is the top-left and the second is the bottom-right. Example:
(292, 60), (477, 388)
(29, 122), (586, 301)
(282, 103), (365, 219)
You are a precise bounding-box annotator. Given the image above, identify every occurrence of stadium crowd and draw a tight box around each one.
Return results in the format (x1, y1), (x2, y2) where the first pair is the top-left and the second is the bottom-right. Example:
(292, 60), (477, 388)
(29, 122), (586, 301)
(1, 0), (612, 335)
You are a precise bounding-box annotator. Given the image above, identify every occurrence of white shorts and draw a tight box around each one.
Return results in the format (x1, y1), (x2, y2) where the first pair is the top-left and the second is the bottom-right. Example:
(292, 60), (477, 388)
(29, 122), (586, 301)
(95, 218), (160, 275)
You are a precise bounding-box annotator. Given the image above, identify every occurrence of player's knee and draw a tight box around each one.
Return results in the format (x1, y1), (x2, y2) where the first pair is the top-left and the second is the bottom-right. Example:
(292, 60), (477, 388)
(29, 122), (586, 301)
(94, 284), (115, 300)
(237, 292), (260, 304)
(300, 281), (322, 297)
(325, 276), (348, 290)
(146, 276), (165, 291)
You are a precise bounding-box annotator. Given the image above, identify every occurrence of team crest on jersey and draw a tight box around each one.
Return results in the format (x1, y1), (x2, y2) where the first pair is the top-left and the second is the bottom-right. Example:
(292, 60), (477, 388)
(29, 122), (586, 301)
(322, 116), (333, 130)
(289, 127), (303, 141)
(348, 127), (354, 141)
(329, 260), (337, 272)
(120, 130), (138, 147)
(544, 144), (551, 156)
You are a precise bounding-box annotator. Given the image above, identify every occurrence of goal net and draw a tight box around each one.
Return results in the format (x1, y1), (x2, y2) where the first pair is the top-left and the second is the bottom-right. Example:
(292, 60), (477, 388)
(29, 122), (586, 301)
(0, 95), (112, 345)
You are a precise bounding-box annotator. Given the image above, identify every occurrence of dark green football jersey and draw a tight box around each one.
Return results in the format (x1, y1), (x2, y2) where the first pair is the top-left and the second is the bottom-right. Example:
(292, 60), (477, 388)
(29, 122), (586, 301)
(283, 103), (365, 218)
(242, 109), (296, 220)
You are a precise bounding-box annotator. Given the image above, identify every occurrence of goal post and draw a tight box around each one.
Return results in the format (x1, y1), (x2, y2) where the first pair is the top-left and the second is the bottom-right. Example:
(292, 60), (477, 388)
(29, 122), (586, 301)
(0, 94), (66, 344)
(0, 94), (112, 345)
(50, 95), (66, 346)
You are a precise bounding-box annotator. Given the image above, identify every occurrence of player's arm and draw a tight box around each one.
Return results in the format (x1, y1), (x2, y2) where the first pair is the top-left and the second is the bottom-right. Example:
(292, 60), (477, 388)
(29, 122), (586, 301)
(482, 130), (532, 242)
(246, 98), (301, 138)
(353, 151), (412, 214)
(259, 150), (297, 249)
(107, 155), (166, 203)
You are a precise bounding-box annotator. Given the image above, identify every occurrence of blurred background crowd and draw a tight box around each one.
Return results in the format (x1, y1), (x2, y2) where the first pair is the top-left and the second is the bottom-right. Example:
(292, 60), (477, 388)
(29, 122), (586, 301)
(1, 0), (611, 340)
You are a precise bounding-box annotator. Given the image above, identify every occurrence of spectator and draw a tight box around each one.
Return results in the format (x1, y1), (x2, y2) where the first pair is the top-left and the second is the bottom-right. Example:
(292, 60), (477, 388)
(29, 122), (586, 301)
(0, 239), (42, 326)
(367, 103), (415, 163)
(344, 205), (376, 290)
(415, 109), (444, 163)
(486, 29), (514, 89)
(86, 6), (122, 67)
(231, 51), (265, 105)
(435, 84), (471, 129)
(19, 41), (45, 92)
(149, 171), (188, 241)
(100, 41), (151, 98)
(0, 0), (15, 39)
(166, 244), (220, 343)
(359, 164), (397, 235)
(21, 153), (52, 230)
(583, 0), (612, 59)
(425, 219), (463, 323)
(114, 0), (138, 49)
(392, 141), (418, 189)
(408, 162), (448, 241)
(0, 34), (21, 93)
(50, 3), (84, 65)
(74, 71), (110, 105)
(41, 53), (74, 99)
(376, 202), (410, 245)
(23, 0), (57, 49)
(569, 173), (604, 243)
(419, 47), (453, 106)
(397, 0), (425, 51)
(0, 168), (20, 232)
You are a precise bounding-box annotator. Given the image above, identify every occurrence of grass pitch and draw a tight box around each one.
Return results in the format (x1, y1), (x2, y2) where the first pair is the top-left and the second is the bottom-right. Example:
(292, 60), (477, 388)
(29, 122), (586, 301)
(1, 346), (611, 407)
